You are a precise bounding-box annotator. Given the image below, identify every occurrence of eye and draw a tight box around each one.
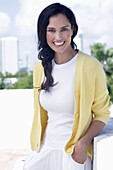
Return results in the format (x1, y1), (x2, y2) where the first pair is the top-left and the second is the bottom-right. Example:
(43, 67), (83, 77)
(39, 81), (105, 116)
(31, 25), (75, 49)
(61, 28), (68, 32)
(47, 29), (55, 32)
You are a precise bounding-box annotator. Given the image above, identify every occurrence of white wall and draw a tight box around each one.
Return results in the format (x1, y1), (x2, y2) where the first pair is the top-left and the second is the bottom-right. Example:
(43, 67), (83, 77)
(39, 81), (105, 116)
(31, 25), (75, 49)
(0, 89), (34, 149)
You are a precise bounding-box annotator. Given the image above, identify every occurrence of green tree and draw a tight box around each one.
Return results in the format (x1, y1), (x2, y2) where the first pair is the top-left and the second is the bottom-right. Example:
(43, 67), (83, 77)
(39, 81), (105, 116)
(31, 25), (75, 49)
(0, 73), (5, 89)
(15, 70), (28, 78)
(90, 43), (107, 65)
(106, 48), (113, 58)
(7, 71), (33, 89)
(5, 72), (15, 78)
(105, 49), (113, 101)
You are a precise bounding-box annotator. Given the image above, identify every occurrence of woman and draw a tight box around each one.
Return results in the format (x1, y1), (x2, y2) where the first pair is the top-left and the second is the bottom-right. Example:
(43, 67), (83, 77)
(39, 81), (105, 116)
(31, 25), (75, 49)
(23, 3), (112, 170)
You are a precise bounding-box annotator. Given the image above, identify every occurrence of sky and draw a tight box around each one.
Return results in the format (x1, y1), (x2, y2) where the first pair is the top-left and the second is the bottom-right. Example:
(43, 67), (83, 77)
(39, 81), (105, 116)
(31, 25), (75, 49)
(0, 0), (113, 69)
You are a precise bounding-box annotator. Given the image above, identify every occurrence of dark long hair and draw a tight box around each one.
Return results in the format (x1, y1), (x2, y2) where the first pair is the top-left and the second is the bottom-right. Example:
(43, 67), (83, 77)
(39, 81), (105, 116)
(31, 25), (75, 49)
(37, 3), (78, 92)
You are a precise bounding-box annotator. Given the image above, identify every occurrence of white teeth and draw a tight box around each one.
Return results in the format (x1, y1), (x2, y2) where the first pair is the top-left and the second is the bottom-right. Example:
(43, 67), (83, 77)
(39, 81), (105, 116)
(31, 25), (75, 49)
(54, 42), (64, 45)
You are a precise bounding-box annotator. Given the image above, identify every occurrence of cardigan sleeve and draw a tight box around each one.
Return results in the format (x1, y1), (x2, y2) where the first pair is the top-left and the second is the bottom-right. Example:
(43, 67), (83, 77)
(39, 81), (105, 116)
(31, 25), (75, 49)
(91, 63), (112, 124)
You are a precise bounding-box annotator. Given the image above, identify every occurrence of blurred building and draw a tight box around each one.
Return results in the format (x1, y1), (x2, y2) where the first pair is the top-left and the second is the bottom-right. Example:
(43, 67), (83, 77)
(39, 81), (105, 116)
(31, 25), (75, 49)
(74, 29), (83, 51)
(0, 36), (20, 75)
(4, 78), (18, 88)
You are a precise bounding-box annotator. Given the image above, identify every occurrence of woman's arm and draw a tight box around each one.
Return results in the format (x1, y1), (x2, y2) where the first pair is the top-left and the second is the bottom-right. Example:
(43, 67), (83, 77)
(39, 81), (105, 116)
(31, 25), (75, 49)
(72, 120), (105, 164)
(72, 58), (112, 164)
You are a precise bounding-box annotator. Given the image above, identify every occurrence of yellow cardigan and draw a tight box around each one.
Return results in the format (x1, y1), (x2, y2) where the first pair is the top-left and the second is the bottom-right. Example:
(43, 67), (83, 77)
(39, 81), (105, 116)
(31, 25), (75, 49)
(30, 51), (112, 160)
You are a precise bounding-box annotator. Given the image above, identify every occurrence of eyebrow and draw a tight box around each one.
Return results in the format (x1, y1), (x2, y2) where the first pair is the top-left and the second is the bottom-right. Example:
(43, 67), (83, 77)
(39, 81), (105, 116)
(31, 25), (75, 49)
(47, 25), (70, 29)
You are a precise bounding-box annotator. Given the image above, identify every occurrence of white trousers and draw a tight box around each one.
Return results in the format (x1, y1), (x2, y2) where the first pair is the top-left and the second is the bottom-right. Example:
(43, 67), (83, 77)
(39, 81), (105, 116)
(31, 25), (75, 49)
(23, 144), (91, 170)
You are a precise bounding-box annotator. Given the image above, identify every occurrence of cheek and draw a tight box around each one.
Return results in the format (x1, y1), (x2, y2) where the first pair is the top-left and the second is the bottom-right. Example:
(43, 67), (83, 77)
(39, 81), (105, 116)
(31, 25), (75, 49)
(64, 32), (72, 39)
(46, 33), (53, 42)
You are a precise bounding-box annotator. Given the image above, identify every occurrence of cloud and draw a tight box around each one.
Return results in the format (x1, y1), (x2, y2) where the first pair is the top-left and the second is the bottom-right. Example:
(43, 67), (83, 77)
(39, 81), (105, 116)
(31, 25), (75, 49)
(14, 0), (113, 51)
(14, 0), (51, 36)
(14, 0), (79, 36)
(71, 0), (113, 51)
(0, 12), (11, 36)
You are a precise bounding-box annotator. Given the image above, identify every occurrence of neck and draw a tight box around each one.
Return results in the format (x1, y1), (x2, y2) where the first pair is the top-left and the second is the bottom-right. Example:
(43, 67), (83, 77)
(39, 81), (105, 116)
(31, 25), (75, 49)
(54, 47), (77, 64)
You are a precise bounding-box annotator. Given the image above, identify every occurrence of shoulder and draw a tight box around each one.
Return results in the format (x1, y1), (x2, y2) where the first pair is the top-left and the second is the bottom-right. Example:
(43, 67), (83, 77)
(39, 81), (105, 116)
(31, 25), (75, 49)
(78, 51), (103, 72)
(33, 61), (44, 75)
(33, 61), (42, 71)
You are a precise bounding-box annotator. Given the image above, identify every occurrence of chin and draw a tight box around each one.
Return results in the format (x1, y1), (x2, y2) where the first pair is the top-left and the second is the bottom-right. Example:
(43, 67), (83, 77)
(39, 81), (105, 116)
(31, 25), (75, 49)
(52, 46), (69, 53)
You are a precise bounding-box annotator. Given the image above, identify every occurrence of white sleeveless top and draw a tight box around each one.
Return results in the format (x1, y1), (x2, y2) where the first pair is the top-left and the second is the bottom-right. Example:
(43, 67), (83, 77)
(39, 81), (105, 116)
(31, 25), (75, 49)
(39, 54), (78, 148)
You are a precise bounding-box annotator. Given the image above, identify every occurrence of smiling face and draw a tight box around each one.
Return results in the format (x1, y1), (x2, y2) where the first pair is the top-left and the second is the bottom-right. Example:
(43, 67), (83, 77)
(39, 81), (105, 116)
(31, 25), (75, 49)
(46, 13), (73, 54)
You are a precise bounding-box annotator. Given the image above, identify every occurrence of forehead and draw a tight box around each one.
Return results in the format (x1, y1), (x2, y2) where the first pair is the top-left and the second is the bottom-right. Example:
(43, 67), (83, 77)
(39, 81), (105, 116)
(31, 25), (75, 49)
(47, 14), (71, 27)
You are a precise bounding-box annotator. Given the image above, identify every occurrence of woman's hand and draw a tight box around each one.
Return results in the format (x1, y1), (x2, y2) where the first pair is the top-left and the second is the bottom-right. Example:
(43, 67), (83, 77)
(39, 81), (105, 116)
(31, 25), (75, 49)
(72, 138), (88, 164)
(72, 121), (106, 164)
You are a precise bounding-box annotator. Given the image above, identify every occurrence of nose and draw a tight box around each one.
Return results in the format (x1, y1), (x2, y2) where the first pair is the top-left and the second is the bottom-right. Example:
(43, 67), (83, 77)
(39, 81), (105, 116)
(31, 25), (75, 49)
(55, 31), (62, 40)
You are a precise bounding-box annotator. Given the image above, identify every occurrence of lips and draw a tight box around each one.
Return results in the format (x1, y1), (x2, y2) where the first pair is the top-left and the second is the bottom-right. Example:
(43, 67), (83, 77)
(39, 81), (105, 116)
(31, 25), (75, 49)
(53, 41), (65, 46)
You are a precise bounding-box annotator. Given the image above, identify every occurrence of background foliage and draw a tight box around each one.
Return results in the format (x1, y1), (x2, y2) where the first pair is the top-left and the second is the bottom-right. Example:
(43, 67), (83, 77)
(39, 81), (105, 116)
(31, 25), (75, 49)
(0, 70), (33, 89)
